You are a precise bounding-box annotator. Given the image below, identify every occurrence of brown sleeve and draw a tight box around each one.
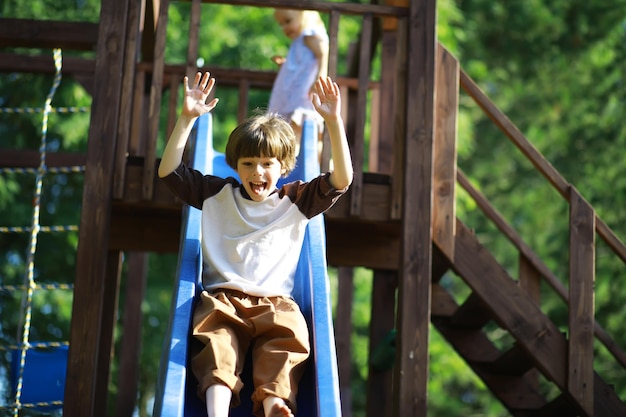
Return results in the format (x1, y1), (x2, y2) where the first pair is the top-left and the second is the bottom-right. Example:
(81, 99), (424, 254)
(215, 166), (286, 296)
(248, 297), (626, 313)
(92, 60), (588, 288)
(280, 172), (347, 219)
(160, 163), (239, 209)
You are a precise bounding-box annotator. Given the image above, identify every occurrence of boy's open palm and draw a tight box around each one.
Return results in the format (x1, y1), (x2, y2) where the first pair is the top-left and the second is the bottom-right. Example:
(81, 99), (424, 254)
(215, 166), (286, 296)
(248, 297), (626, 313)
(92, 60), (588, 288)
(183, 72), (219, 117)
(311, 77), (341, 121)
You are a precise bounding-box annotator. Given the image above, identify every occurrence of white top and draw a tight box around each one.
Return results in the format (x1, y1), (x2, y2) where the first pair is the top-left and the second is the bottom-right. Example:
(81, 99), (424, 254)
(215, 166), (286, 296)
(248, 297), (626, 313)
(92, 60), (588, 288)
(268, 26), (328, 127)
(162, 163), (345, 297)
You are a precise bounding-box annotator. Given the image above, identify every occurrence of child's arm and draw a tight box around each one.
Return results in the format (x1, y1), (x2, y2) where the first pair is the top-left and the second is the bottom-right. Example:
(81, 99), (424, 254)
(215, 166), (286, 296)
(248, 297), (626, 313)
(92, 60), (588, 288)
(304, 34), (329, 89)
(158, 72), (219, 178)
(311, 77), (353, 190)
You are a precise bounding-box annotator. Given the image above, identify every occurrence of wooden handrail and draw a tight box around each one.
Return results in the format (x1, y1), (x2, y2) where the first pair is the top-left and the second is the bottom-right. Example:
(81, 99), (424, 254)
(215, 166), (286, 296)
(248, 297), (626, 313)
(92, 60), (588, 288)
(186, 0), (408, 18)
(457, 168), (626, 370)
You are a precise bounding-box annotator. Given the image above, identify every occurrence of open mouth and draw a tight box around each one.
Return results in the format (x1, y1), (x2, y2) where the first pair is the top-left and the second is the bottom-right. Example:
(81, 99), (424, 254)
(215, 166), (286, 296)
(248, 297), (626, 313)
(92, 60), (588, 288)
(249, 181), (267, 195)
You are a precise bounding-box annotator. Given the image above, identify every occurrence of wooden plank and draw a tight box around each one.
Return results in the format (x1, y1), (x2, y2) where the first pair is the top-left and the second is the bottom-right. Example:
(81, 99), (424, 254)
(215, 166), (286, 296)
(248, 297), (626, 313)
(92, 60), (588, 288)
(452, 219), (569, 390)
(128, 70), (147, 156)
(568, 188), (595, 416)
(63, 0), (129, 414)
(320, 10), (339, 173)
(390, 18), (406, 220)
(0, 150), (85, 168)
(518, 255), (541, 391)
(188, 0), (408, 18)
(0, 18), (98, 50)
(114, 252), (148, 417)
(166, 75), (180, 137)
(335, 267), (354, 417)
(376, 30), (397, 175)
(450, 292), (491, 330)
(394, 0), (436, 415)
(432, 43), (458, 261)
(348, 13), (373, 217)
(109, 204), (181, 252)
(95, 251), (122, 415)
(121, 159), (180, 204)
(113, 0), (143, 199)
(366, 270), (397, 417)
(143, 0), (170, 200)
(367, 87), (380, 172)
(324, 219), (400, 270)
(186, 0), (202, 79)
(430, 283), (458, 317)
(0, 52), (95, 74)
(326, 177), (393, 223)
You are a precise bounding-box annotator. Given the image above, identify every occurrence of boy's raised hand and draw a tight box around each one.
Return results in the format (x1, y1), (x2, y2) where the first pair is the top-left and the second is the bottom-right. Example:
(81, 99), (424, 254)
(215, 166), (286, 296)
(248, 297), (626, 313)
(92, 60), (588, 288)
(182, 72), (219, 118)
(311, 76), (341, 121)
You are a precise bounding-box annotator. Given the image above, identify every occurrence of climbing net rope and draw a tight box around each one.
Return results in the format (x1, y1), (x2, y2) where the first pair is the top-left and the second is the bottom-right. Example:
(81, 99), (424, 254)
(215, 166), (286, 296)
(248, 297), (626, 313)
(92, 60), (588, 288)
(0, 48), (87, 415)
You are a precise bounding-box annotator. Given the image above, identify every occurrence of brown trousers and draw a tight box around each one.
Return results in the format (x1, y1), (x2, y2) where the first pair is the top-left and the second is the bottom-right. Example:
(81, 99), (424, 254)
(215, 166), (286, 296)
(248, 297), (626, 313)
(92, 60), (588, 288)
(191, 289), (310, 417)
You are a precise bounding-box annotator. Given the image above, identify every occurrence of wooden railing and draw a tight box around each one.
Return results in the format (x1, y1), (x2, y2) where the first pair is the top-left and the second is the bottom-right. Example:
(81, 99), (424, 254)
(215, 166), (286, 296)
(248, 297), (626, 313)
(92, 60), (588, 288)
(111, 0), (409, 218)
(455, 59), (626, 414)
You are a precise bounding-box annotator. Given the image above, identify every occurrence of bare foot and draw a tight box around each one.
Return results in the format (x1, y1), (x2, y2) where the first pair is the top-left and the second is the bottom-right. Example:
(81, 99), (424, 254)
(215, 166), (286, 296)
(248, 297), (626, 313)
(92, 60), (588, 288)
(268, 401), (294, 417)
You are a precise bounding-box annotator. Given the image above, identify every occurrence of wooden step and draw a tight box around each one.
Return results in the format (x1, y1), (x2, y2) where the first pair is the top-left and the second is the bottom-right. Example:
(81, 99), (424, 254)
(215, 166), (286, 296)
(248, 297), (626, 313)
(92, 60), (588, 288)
(448, 219), (626, 416)
(431, 286), (549, 412)
(449, 292), (492, 330)
(527, 394), (579, 417)
(481, 344), (535, 377)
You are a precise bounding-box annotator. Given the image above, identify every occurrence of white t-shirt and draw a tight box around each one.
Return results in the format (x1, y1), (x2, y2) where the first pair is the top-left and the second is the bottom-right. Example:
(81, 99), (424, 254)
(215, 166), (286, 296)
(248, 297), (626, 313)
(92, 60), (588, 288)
(162, 163), (345, 297)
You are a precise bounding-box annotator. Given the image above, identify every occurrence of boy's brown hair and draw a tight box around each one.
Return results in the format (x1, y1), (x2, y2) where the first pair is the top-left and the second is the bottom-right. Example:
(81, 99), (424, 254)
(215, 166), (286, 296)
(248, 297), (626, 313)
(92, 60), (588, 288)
(225, 112), (297, 175)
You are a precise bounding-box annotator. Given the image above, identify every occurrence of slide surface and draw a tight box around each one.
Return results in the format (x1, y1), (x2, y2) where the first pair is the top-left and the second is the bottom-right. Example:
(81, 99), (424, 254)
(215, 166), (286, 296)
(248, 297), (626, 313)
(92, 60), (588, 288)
(153, 114), (341, 417)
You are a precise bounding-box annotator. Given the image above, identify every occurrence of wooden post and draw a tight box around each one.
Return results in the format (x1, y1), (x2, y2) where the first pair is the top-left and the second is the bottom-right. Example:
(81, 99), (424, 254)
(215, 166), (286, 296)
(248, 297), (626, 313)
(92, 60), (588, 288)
(143, 0), (170, 200)
(394, 0), (437, 416)
(335, 267), (354, 417)
(432, 43), (458, 261)
(366, 270), (397, 417)
(568, 187), (595, 416)
(115, 252), (148, 417)
(64, 0), (128, 414)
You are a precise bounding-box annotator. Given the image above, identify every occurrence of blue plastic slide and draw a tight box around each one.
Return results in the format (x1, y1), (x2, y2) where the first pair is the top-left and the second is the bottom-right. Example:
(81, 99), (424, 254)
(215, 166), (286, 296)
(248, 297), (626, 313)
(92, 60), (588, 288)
(153, 113), (341, 417)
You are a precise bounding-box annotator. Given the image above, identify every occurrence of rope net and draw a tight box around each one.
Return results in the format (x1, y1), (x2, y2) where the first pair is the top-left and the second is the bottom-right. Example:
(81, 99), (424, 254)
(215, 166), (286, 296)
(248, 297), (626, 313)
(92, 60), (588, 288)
(0, 48), (87, 415)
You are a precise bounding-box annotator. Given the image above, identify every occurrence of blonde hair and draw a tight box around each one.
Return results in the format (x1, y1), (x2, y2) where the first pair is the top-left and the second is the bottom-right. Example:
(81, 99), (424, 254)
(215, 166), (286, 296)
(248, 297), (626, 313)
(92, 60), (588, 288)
(225, 112), (297, 175)
(301, 10), (326, 31)
(274, 8), (326, 32)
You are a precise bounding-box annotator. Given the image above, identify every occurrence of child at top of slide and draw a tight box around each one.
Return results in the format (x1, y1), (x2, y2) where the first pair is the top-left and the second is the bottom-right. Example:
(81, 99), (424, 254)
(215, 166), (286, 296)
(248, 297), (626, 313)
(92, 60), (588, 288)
(269, 9), (329, 156)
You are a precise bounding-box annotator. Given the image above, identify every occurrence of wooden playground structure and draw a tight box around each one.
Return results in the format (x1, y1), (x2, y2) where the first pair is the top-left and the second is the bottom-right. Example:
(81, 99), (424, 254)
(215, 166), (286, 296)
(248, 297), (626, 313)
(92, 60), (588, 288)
(2, 0), (626, 416)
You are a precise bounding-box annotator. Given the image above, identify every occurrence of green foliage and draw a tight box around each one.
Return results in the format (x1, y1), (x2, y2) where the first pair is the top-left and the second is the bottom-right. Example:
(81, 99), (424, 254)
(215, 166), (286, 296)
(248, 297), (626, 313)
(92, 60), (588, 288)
(3, 0), (626, 415)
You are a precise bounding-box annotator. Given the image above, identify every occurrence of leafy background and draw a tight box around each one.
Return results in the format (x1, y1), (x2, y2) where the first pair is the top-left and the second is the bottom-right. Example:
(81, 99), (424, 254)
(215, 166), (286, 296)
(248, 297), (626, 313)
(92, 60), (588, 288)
(1, 0), (626, 416)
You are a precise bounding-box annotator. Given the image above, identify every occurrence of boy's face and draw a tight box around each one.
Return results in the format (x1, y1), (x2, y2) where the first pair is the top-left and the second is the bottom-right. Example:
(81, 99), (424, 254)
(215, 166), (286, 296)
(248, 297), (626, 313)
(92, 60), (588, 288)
(237, 156), (285, 202)
(274, 10), (302, 40)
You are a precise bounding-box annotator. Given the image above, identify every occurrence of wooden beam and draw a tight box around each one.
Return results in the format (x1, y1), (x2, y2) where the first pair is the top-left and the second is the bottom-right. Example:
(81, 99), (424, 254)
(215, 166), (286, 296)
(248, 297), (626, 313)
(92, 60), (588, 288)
(113, 0), (143, 199)
(394, 0), (436, 416)
(109, 203), (181, 252)
(348, 13), (373, 217)
(568, 187), (595, 415)
(325, 219), (400, 270)
(115, 252), (148, 416)
(432, 43), (458, 261)
(0, 52), (95, 75)
(143, 0), (170, 200)
(335, 267), (354, 417)
(0, 150), (85, 168)
(366, 270), (397, 417)
(376, 29), (397, 175)
(64, 0), (129, 414)
(0, 18), (98, 50)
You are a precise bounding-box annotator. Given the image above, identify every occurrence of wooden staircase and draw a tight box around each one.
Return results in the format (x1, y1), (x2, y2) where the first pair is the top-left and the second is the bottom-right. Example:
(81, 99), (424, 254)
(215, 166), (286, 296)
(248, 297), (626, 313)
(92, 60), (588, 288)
(431, 219), (626, 416)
